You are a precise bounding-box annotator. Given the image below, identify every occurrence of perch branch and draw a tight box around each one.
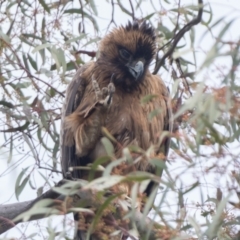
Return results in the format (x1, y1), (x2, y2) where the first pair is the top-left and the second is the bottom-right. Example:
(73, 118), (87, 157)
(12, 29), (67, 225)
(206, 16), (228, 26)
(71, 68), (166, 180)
(0, 178), (174, 240)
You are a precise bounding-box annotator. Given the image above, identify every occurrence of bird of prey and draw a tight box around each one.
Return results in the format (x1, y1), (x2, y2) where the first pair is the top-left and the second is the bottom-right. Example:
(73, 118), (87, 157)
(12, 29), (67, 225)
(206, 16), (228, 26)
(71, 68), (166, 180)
(60, 20), (172, 239)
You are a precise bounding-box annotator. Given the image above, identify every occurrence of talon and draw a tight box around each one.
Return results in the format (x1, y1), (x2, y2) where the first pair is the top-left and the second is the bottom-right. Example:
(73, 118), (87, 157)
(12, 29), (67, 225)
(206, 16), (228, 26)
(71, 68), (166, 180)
(92, 75), (102, 101)
(102, 87), (108, 98)
(65, 171), (73, 180)
(91, 74), (115, 108)
(91, 75), (100, 91)
(108, 82), (115, 94)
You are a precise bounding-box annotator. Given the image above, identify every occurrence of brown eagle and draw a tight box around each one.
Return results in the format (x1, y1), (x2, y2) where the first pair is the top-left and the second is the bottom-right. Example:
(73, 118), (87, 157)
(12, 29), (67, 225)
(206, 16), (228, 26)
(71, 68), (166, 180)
(60, 21), (172, 239)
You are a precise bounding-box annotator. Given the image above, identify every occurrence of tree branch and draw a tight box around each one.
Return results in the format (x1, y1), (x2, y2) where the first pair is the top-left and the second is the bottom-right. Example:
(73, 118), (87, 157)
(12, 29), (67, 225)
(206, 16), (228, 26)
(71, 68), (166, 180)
(0, 178), (176, 240)
(153, 0), (203, 74)
(0, 180), (64, 234)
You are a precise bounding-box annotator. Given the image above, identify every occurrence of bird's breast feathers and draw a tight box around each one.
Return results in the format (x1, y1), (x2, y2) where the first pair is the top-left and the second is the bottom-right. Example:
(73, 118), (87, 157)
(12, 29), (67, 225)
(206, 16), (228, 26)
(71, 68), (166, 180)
(106, 74), (168, 151)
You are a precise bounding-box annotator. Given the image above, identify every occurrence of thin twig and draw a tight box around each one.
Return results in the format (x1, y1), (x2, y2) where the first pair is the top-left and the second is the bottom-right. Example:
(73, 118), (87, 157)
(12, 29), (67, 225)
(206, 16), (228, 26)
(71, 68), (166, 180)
(107, 0), (117, 31)
(172, 0), (181, 36)
(75, 50), (96, 58)
(175, 58), (192, 96)
(37, 165), (62, 174)
(78, 0), (85, 33)
(128, 0), (135, 20)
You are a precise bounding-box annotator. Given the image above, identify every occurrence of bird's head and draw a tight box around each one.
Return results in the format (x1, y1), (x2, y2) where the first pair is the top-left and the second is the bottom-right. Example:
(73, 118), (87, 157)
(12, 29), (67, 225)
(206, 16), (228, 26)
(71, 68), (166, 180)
(98, 20), (156, 89)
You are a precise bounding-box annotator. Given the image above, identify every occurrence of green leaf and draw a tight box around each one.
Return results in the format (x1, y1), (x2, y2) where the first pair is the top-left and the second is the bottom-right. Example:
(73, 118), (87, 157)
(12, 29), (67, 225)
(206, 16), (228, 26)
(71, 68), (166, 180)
(174, 82), (205, 119)
(142, 186), (158, 219)
(32, 43), (52, 53)
(56, 47), (66, 74)
(38, 171), (54, 188)
(65, 34), (86, 44)
(53, 186), (76, 196)
(64, 9), (99, 31)
(19, 35), (34, 47)
(101, 127), (117, 143)
(101, 137), (114, 157)
(103, 158), (126, 177)
(22, 53), (30, 71)
(136, 0), (143, 9)
(22, 33), (43, 41)
(141, 94), (157, 104)
(0, 29), (10, 44)
(218, 19), (235, 41)
(6, 18), (15, 36)
(66, 61), (76, 71)
(206, 194), (231, 239)
(87, 0), (98, 15)
(53, 180), (87, 196)
(0, 100), (14, 108)
(144, 12), (155, 20)
(15, 167), (30, 200)
(29, 178), (36, 190)
(15, 81), (31, 89)
(41, 17), (46, 41)
(50, 46), (61, 72)
(39, 0), (50, 13)
(149, 158), (166, 170)
(188, 216), (201, 237)
(14, 199), (58, 222)
(0, 121), (30, 133)
(182, 182), (199, 195)
(7, 136), (13, 163)
(64, 8), (81, 14)
(88, 156), (111, 181)
(69, 208), (94, 214)
(158, 24), (173, 39)
(88, 193), (122, 239)
(37, 129), (52, 151)
(27, 54), (38, 71)
(84, 175), (124, 191)
(148, 108), (162, 121)
(116, 0), (131, 16)
(125, 171), (156, 182)
(52, 139), (59, 170)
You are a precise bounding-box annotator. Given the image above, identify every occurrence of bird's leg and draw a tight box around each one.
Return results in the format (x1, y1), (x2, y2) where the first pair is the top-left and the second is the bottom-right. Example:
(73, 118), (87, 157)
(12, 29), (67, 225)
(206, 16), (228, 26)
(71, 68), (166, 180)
(91, 76), (115, 108)
(82, 76), (115, 118)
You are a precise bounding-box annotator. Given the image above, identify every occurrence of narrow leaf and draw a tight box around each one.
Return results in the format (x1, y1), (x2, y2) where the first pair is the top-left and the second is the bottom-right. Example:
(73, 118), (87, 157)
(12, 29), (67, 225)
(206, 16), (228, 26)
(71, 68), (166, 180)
(39, 0), (50, 13)
(28, 54), (38, 71)
(15, 167), (30, 200)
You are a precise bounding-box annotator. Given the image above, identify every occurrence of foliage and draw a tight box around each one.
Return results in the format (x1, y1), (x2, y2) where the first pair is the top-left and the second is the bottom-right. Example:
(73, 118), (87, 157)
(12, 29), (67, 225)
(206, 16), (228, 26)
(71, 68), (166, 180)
(0, 0), (240, 239)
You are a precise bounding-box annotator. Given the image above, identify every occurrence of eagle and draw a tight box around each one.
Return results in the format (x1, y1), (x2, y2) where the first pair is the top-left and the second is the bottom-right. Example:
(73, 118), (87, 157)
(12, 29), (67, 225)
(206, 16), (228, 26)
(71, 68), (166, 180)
(60, 20), (172, 240)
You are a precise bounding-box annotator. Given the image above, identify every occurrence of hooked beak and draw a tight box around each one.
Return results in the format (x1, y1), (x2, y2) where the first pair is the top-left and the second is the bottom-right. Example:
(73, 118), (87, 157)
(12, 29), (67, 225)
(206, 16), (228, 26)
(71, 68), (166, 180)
(128, 60), (144, 80)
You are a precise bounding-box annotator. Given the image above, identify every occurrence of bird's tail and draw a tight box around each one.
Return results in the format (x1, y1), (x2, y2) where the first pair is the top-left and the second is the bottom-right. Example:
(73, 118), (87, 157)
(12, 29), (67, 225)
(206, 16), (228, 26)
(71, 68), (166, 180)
(74, 213), (87, 240)
(74, 230), (87, 240)
(74, 214), (96, 240)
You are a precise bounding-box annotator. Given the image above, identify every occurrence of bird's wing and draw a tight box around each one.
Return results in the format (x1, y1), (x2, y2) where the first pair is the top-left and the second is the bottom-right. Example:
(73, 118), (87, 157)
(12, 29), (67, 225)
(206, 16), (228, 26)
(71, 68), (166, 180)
(60, 62), (91, 179)
(163, 85), (173, 156)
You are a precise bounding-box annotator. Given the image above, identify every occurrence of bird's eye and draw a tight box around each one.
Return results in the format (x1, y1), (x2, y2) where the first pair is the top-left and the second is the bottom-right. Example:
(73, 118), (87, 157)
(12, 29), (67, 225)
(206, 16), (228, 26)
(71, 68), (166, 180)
(120, 49), (131, 60)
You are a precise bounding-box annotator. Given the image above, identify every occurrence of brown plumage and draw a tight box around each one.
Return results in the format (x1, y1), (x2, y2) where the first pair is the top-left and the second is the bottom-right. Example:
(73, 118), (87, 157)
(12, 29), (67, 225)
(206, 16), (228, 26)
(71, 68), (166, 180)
(60, 21), (172, 239)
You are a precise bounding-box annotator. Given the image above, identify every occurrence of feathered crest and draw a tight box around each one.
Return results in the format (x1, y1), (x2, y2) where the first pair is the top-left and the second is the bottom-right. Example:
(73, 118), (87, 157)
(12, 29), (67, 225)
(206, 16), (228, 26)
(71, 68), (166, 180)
(124, 20), (156, 40)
